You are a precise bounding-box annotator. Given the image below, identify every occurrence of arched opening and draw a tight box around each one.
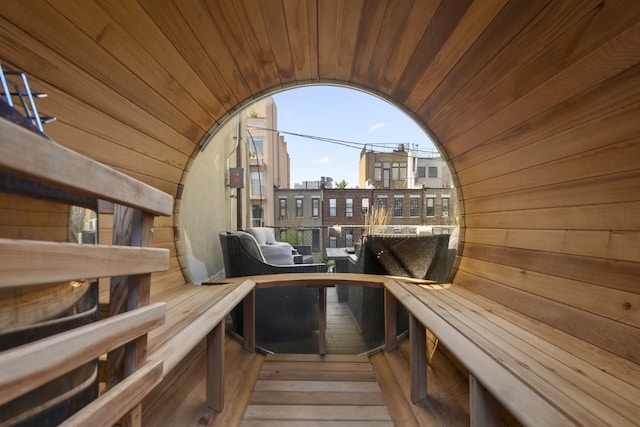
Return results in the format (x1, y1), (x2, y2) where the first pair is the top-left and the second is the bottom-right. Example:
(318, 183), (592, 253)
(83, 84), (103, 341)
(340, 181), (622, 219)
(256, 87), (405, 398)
(177, 85), (460, 353)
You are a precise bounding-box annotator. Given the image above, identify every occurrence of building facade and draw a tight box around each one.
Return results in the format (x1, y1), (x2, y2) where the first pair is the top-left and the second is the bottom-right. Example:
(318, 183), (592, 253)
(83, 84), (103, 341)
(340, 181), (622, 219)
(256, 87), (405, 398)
(322, 187), (456, 249)
(273, 188), (324, 255)
(246, 97), (290, 227)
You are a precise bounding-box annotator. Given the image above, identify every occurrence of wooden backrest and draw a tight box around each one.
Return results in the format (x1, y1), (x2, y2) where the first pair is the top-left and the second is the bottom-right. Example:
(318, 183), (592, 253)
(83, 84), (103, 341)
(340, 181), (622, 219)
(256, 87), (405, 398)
(0, 115), (172, 425)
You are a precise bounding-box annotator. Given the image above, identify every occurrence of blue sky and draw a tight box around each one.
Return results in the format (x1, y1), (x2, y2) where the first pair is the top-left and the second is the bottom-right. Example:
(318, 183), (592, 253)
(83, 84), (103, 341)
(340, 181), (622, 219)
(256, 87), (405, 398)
(272, 86), (437, 187)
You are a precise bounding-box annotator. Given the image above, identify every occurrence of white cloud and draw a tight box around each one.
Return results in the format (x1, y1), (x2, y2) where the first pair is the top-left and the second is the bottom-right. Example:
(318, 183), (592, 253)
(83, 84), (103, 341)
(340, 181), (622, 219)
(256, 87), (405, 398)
(368, 122), (388, 133)
(315, 156), (330, 164)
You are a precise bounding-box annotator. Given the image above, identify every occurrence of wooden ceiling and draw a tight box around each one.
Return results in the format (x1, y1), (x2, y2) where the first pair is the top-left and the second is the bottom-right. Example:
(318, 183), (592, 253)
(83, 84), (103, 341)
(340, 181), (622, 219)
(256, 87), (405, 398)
(1, 1), (639, 361)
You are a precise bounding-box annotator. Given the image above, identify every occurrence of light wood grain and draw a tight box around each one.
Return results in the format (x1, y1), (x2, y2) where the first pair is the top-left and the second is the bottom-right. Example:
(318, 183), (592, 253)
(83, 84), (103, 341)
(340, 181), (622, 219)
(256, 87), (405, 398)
(0, 238), (169, 288)
(0, 302), (165, 406)
(0, 118), (173, 216)
(59, 359), (163, 427)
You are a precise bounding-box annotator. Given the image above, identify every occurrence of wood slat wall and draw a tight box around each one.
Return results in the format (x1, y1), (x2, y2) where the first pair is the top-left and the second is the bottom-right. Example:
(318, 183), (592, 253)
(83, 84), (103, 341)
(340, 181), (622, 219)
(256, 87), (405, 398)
(1, 0), (638, 363)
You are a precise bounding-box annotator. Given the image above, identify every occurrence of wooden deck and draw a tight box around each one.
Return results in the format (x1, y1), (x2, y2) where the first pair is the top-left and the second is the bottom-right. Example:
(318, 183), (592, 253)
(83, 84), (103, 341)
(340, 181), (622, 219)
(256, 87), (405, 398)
(242, 353), (392, 426)
(141, 335), (479, 426)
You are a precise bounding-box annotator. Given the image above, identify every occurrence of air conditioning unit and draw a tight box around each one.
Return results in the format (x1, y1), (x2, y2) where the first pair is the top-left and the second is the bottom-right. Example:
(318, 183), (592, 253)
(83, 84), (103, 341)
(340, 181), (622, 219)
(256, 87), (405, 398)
(442, 211), (449, 218)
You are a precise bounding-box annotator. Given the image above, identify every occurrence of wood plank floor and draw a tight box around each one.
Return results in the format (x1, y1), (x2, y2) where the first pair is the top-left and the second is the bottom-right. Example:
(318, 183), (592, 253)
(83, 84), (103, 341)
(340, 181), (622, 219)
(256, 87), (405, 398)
(326, 287), (369, 354)
(241, 353), (394, 426)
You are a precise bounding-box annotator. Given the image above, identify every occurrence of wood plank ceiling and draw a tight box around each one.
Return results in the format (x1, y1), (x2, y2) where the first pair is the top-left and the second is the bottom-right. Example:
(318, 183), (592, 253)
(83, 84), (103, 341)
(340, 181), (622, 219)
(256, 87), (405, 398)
(1, 0), (639, 362)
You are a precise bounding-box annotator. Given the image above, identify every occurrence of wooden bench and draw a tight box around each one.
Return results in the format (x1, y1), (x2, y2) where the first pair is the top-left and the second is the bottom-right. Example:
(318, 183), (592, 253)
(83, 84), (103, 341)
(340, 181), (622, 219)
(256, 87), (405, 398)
(0, 115), (172, 426)
(1, 114), (260, 425)
(384, 279), (640, 426)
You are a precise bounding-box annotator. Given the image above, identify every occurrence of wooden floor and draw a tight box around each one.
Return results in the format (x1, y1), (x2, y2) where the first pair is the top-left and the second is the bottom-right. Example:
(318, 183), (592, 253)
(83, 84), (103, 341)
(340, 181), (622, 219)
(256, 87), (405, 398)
(242, 353), (393, 426)
(325, 287), (369, 354)
(141, 335), (481, 426)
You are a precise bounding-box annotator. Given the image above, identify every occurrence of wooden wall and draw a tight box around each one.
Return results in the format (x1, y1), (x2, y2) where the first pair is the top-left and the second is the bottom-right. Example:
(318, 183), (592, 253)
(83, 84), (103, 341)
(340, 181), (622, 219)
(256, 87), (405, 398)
(0, 1), (638, 362)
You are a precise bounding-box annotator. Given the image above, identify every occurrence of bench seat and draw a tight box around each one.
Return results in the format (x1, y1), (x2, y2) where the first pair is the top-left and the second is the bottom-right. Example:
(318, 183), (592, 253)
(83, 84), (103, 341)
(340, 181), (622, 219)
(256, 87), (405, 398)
(385, 280), (640, 426)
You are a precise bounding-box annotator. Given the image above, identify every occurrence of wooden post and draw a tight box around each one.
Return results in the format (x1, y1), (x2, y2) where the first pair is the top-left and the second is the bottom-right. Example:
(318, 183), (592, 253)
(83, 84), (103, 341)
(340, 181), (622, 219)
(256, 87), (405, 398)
(243, 289), (255, 352)
(470, 375), (500, 427)
(106, 205), (154, 427)
(384, 289), (397, 351)
(107, 206), (153, 386)
(318, 286), (327, 355)
(207, 319), (225, 412)
(410, 313), (427, 403)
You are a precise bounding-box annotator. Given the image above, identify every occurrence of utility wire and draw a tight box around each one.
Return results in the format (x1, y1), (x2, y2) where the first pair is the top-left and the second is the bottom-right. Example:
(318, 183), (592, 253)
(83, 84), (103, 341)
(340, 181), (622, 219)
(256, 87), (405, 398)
(247, 125), (441, 157)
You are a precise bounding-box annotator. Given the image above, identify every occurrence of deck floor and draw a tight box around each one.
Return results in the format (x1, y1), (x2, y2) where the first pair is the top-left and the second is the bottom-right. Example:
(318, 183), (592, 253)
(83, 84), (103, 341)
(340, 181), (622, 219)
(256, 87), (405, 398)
(141, 287), (478, 426)
(242, 353), (393, 426)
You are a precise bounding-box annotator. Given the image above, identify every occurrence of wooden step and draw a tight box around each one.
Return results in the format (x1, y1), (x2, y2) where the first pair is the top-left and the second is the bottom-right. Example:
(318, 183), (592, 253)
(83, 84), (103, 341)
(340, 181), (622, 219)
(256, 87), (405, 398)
(243, 353), (393, 426)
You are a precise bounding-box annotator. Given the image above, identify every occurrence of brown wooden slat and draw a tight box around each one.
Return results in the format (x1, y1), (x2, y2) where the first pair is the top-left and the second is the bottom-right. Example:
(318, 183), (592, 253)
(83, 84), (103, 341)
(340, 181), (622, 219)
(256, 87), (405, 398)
(462, 242), (640, 294)
(435, 1), (640, 143)
(450, 64), (640, 171)
(461, 136), (640, 200)
(464, 169), (640, 214)
(0, 238), (169, 288)
(0, 1), (205, 141)
(353, 0), (412, 87)
(46, 121), (184, 184)
(429, 0), (607, 137)
(173, 0), (253, 100)
(257, 0), (296, 85)
(135, 0), (236, 116)
(393, 0), (505, 108)
(243, 404), (392, 421)
(282, 0), (318, 81)
(59, 359), (163, 427)
(0, 118), (173, 216)
(465, 200), (640, 231)
(339, 0), (384, 84)
(448, 285), (640, 396)
(464, 228), (640, 263)
(383, 279), (573, 426)
(148, 280), (255, 374)
(317, 0), (342, 80)
(393, 0), (473, 104)
(47, 0), (214, 131)
(412, 0), (549, 115)
(0, 302), (165, 406)
(454, 269), (640, 364)
(424, 285), (638, 425)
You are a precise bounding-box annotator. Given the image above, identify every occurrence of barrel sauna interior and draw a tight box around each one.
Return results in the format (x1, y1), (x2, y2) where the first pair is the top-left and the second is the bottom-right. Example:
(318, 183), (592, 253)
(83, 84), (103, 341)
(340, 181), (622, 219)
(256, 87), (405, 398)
(1, 1), (639, 425)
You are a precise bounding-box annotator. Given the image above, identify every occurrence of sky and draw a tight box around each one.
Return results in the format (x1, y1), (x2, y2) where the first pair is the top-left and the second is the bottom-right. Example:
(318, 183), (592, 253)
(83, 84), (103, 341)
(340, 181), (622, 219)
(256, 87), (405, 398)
(272, 86), (438, 187)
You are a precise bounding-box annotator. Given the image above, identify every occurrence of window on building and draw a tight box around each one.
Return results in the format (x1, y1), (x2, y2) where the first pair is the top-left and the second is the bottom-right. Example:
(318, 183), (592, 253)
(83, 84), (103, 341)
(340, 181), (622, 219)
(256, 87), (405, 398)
(312, 229), (320, 251)
(295, 198), (303, 217)
(417, 166), (426, 177)
(361, 198), (369, 216)
(329, 198), (337, 217)
(374, 162), (382, 181)
(392, 162), (399, 180)
(345, 230), (354, 247)
(410, 196), (419, 217)
(329, 235), (337, 248)
(428, 166), (438, 178)
(251, 204), (263, 227)
(442, 197), (450, 217)
(250, 171), (263, 197)
(394, 196), (403, 217)
(399, 162), (407, 180)
(312, 198), (320, 217)
(279, 198), (287, 218)
(250, 138), (264, 159)
(345, 198), (353, 217)
(426, 197), (435, 217)
(378, 196), (387, 210)
(383, 162), (391, 188)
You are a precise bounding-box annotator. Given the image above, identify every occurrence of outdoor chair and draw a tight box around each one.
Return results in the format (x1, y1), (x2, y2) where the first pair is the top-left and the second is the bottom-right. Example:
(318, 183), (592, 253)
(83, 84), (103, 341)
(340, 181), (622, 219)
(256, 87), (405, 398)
(219, 231), (328, 346)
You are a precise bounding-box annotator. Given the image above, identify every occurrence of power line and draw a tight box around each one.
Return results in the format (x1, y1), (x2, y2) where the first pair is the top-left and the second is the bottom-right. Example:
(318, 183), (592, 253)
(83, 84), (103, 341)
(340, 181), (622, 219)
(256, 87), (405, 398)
(246, 125), (441, 157)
